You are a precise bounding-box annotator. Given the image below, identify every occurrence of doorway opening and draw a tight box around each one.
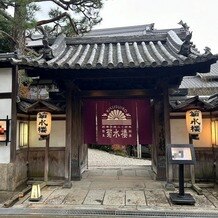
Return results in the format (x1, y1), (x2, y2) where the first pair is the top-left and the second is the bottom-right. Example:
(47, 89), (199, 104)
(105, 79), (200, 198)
(87, 144), (151, 169)
(83, 99), (152, 170)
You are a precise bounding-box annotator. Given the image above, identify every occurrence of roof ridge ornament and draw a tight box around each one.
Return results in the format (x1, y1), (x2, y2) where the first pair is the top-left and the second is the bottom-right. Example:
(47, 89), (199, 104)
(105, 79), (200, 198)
(178, 20), (190, 31)
(145, 23), (155, 32)
(36, 26), (53, 61)
(204, 47), (212, 57)
(179, 32), (192, 56)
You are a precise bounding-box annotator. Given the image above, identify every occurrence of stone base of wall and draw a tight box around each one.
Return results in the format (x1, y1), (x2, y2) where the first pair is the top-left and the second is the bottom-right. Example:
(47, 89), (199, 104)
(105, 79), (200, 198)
(0, 149), (28, 191)
(0, 163), (27, 191)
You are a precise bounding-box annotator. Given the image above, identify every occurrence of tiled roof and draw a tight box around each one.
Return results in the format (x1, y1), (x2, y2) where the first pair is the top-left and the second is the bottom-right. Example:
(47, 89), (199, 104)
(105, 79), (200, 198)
(12, 24), (217, 70)
(170, 96), (214, 111)
(0, 52), (16, 62)
(198, 61), (218, 79)
(180, 61), (218, 89)
(180, 76), (218, 89)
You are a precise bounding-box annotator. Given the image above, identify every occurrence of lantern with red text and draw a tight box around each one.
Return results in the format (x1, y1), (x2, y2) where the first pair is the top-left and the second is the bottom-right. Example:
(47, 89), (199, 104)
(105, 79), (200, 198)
(186, 110), (202, 135)
(37, 112), (51, 136)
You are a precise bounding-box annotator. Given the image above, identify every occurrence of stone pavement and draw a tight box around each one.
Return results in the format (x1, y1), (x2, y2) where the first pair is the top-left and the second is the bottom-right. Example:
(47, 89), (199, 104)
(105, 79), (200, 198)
(2, 149), (218, 217)
(10, 166), (218, 214)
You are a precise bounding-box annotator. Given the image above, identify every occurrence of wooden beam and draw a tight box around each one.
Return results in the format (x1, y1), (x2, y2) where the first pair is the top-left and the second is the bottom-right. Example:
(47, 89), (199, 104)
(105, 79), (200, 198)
(81, 89), (157, 98)
(10, 66), (18, 162)
(0, 93), (11, 99)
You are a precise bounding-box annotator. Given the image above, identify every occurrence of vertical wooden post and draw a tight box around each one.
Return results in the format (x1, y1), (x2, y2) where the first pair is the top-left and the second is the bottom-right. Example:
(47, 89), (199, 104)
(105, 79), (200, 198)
(44, 136), (50, 182)
(63, 84), (73, 188)
(163, 87), (174, 189)
(71, 92), (82, 180)
(153, 96), (166, 180)
(10, 66), (18, 163)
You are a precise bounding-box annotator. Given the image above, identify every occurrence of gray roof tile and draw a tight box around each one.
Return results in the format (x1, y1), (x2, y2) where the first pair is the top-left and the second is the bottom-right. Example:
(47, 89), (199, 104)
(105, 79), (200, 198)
(12, 25), (217, 70)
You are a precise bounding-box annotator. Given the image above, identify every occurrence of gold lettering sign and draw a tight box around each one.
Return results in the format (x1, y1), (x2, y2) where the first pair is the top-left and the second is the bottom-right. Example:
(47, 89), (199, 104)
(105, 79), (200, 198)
(186, 110), (202, 134)
(37, 112), (51, 136)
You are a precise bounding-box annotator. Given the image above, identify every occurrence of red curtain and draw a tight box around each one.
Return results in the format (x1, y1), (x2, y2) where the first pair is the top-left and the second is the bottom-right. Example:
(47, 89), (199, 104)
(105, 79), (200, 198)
(83, 99), (152, 145)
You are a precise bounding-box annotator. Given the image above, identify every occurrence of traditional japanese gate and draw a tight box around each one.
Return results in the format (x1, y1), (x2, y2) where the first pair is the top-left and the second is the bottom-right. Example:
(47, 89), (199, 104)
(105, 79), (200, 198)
(7, 23), (217, 190)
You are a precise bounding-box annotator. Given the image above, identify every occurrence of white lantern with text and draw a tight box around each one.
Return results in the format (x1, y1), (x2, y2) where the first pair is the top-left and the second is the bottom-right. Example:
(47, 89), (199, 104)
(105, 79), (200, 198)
(186, 110), (202, 135)
(37, 112), (51, 136)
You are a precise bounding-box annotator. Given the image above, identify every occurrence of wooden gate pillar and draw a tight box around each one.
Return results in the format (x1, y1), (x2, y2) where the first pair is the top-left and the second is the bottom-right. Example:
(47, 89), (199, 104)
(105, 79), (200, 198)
(64, 84), (73, 187)
(71, 91), (82, 180)
(153, 87), (171, 181)
(64, 84), (82, 187)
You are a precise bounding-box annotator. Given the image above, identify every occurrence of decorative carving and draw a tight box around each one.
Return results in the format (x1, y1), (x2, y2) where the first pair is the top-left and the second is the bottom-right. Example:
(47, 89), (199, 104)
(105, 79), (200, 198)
(204, 47), (212, 57)
(178, 20), (190, 31)
(179, 32), (192, 56)
(145, 23), (155, 32)
(37, 26), (53, 60)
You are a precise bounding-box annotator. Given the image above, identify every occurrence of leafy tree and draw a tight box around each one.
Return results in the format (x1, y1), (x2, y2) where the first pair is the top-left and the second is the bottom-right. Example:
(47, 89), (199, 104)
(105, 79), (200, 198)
(0, 0), (103, 52)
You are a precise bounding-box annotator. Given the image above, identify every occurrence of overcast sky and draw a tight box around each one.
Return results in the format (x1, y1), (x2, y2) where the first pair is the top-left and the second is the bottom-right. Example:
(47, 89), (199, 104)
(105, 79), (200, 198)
(37, 0), (218, 53)
(93, 0), (218, 53)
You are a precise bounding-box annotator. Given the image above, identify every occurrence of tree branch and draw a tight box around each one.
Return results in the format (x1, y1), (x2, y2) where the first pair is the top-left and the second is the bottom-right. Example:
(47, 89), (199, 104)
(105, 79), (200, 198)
(0, 9), (13, 21)
(36, 12), (78, 34)
(0, 30), (17, 44)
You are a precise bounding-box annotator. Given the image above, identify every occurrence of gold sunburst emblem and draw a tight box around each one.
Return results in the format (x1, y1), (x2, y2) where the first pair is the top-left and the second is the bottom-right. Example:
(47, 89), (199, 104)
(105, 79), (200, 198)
(107, 110), (126, 120)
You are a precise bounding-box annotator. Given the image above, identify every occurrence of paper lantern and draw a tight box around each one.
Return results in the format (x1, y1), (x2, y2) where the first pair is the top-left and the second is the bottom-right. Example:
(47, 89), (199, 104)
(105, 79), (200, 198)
(186, 110), (202, 134)
(37, 112), (51, 136)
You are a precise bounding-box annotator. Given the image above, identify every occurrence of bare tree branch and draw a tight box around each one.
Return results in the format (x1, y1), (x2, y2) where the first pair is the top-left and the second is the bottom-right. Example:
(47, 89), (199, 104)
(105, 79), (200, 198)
(36, 12), (78, 34)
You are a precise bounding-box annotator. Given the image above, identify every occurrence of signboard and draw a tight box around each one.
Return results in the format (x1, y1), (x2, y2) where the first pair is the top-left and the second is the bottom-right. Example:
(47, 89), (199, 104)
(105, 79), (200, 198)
(37, 112), (51, 136)
(0, 120), (7, 142)
(167, 144), (196, 165)
(186, 110), (202, 135)
(97, 100), (137, 145)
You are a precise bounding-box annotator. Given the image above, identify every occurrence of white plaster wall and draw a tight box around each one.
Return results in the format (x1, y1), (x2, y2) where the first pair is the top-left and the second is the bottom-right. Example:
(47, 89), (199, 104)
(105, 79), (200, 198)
(170, 118), (212, 147)
(29, 120), (66, 147)
(0, 99), (11, 119)
(0, 144), (10, 163)
(0, 68), (12, 92)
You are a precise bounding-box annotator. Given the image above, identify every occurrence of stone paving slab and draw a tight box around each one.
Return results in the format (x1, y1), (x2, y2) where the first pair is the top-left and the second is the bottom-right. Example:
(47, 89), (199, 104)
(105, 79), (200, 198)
(103, 190), (125, 206)
(64, 189), (89, 205)
(120, 169), (136, 176)
(203, 189), (218, 208)
(144, 181), (164, 189)
(89, 180), (145, 190)
(83, 190), (105, 205)
(44, 189), (69, 205)
(71, 181), (91, 189)
(126, 190), (146, 206)
(144, 190), (170, 207)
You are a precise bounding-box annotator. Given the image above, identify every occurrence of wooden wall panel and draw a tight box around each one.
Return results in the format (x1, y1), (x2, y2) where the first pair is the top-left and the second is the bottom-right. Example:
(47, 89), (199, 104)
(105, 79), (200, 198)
(28, 148), (65, 179)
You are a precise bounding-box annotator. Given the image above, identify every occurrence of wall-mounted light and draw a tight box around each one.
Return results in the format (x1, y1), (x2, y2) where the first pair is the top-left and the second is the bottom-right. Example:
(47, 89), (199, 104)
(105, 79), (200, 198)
(37, 112), (51, 136)
(19, 122), (28, 147)
(186, 109), (202, 135)
(211, 120), (218, 145)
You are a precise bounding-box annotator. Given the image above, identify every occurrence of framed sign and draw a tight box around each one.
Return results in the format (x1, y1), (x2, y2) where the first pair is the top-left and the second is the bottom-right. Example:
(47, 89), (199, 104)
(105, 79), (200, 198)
(0, 117), (10, 145)
(167, 144), (196, 165)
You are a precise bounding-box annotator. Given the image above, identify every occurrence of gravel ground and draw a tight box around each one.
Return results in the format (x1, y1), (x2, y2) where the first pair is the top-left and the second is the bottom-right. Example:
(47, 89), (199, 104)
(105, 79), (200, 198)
(88, 148), (151, 167)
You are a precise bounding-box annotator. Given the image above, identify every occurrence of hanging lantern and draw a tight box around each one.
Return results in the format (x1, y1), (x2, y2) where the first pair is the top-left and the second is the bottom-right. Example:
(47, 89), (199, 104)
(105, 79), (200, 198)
(186, 109), (202, 135)
(37, 112), (51, 136)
